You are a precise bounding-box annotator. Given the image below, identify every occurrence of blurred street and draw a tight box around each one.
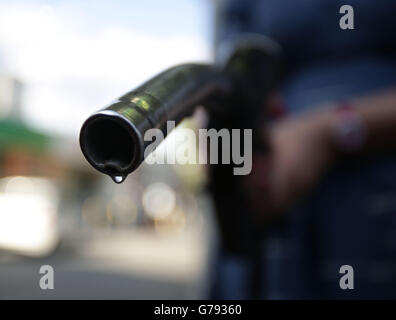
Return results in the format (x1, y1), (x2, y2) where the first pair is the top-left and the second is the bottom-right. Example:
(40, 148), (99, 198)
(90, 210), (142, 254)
(0, 223), (215, 299)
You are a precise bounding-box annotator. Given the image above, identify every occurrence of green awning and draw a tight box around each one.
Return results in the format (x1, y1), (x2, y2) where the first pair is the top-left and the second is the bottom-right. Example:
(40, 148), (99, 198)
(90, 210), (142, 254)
(0, 119), (50, 152)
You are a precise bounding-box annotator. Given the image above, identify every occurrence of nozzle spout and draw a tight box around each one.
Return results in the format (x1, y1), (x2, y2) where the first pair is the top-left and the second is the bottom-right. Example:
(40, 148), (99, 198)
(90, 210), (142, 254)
(79, 63), (230, 180)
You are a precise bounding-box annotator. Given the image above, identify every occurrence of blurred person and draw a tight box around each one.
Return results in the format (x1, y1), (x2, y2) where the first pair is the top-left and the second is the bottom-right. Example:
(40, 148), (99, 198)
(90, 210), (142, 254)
(210, 0), (396, 299)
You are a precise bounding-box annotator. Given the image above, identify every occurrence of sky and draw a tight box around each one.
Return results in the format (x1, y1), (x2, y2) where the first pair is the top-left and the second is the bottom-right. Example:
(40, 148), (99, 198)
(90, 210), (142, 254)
(0, 0), (213, 138)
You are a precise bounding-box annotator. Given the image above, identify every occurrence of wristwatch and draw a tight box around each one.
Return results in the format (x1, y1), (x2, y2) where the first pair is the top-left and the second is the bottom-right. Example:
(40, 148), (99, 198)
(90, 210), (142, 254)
(332, 102), (367, 153)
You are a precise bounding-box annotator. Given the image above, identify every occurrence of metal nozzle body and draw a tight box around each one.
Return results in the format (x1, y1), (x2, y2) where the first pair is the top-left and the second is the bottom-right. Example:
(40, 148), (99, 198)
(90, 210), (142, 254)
(80, 63), (231, 177)
(80, 35), (282, 179)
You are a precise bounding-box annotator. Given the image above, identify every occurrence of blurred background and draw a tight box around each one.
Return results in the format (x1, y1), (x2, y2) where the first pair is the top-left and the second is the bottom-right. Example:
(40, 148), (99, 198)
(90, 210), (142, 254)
(0, 0), (218, 299)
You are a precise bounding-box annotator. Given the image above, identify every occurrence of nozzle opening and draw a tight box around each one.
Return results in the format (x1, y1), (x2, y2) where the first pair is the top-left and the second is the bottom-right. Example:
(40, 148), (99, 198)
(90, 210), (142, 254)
(80, 113), (140, 175)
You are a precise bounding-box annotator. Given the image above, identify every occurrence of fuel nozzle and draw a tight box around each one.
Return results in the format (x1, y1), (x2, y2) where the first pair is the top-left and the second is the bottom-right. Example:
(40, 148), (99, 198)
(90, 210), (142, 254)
(79, 35), (282, 182)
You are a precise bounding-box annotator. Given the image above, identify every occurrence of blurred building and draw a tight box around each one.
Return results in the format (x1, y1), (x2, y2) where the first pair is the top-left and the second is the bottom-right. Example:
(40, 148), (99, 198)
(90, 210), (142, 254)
(0, 61), (215, 299)
(0, 1), (214, 299)
(0, 74), (23, 120)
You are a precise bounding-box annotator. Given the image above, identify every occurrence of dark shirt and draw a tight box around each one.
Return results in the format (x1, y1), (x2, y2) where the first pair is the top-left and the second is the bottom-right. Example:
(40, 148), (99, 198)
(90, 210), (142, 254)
(213, 0), (396, 299)
(216, 0), (396, 110)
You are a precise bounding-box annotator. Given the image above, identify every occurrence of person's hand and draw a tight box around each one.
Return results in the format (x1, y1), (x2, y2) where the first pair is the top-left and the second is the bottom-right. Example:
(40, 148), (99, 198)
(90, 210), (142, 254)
(246, 109), (337, 221)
